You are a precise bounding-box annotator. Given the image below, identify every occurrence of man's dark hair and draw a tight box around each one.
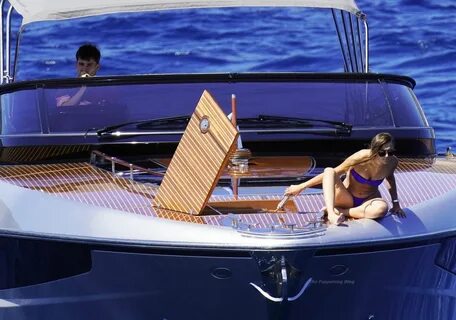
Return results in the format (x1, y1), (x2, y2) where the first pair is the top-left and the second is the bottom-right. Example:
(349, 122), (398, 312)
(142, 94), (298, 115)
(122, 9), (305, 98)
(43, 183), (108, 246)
(76, 44), (101, 63)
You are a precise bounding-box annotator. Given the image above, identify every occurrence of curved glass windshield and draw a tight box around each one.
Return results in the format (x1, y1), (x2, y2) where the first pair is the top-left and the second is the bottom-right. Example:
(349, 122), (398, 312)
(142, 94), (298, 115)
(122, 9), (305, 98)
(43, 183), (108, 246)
(0, 78), (425, 136)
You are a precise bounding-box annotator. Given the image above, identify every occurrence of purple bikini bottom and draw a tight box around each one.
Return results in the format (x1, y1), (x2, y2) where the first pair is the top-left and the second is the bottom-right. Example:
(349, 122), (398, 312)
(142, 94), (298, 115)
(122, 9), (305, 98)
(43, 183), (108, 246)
(352, 194), (368, 207)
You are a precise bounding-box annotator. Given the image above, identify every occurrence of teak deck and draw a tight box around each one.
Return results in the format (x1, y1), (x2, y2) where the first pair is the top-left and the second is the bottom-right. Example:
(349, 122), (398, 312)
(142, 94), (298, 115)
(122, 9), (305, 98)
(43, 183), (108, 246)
(0, 158), (455, 228)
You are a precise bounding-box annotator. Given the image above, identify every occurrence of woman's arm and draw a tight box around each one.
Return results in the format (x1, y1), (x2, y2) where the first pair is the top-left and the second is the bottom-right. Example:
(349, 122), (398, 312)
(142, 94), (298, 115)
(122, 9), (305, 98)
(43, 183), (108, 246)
(385, 158), (406, 217)
(285, 149), (369, 196)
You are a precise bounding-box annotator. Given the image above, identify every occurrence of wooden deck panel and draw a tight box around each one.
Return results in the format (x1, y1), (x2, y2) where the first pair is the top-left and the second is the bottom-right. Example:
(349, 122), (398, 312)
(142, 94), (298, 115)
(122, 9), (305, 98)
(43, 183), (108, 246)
(153, 90), (239, 215)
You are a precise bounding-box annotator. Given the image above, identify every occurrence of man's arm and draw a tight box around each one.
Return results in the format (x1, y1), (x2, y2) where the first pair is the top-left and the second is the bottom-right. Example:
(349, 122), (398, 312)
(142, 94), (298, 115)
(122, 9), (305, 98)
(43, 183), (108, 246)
(57, 86), (88, 107)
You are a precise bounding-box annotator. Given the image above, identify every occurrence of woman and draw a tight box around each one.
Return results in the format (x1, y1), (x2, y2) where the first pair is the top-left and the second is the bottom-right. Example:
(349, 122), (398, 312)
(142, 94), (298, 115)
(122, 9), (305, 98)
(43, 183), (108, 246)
(285, 132), (406, 225)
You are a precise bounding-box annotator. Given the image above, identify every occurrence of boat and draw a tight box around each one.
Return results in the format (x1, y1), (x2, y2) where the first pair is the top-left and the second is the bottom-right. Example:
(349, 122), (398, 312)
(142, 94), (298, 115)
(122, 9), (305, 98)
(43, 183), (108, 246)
(0, 0), (455, 319)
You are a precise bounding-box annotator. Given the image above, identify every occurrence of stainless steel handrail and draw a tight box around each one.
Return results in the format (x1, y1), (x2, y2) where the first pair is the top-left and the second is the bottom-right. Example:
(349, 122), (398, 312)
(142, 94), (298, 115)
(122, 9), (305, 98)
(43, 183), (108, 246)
(357, 11), (369, 73)
(90, 150), (165, 179)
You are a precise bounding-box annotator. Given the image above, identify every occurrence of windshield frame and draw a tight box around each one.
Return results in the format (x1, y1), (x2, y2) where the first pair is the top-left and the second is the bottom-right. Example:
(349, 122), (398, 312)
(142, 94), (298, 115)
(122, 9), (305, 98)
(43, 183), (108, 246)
(0, 72), (424, 144)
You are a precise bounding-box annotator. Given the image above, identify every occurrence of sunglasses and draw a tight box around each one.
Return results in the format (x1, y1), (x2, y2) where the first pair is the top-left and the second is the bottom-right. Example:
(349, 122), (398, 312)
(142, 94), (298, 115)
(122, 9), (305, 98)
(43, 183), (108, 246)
(378, 149), (396, 157)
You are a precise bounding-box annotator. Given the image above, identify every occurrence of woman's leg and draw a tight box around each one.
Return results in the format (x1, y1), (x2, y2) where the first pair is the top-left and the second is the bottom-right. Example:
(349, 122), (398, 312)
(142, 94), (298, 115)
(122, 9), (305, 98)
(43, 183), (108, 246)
(322, 167), (352, 224)
(341, 198), (388, 219)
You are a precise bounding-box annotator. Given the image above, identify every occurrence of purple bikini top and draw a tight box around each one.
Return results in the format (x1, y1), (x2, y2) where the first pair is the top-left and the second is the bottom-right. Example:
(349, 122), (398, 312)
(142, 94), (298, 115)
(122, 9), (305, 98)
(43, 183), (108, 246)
(351, 169), (384, 187)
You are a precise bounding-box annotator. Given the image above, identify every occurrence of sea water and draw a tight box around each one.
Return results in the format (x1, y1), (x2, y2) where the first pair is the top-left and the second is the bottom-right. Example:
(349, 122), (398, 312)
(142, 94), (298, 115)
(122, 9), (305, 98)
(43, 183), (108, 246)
(8, 0), (456, 152)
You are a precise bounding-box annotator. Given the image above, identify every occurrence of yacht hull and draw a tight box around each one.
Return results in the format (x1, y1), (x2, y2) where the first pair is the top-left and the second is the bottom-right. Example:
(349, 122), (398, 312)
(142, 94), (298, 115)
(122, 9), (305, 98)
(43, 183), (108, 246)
(0, 235), (454, 319)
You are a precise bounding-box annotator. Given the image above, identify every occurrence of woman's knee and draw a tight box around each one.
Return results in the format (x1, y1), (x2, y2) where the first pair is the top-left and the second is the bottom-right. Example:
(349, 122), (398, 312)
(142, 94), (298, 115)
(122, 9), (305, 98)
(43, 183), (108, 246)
(324, 167), (336, 176)
(365, 200), (388, 219)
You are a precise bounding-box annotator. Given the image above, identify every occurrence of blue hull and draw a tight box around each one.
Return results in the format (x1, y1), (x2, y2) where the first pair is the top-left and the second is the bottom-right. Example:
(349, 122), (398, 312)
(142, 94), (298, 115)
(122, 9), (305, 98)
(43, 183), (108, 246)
(0, 236), (455, 319)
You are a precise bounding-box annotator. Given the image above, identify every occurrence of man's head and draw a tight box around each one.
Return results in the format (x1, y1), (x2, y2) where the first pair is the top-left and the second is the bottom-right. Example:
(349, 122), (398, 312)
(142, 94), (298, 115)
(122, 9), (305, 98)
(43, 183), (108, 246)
(75, 44), (101, 77)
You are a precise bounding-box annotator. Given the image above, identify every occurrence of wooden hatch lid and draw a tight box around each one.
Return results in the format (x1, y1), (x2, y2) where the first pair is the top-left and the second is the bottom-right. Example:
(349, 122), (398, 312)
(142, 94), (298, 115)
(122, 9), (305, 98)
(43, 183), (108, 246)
(154, 90), (239, 215)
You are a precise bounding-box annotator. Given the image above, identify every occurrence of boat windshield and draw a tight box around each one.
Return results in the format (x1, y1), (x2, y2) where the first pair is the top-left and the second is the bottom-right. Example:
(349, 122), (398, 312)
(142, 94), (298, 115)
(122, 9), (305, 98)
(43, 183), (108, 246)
(0, 78), (426, 137)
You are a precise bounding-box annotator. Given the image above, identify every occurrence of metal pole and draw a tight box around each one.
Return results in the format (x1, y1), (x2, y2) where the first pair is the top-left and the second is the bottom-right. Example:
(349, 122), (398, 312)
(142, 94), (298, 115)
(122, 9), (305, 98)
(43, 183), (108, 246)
(0, 0), (6, 84)
(231, 94), (237, 127)
(348, 14), (359, 72)
(356, 17), (364, 72)
(331, 9), (349, 72)
(341, 11), (354, 72)
(5, 4), (13, 82)
(12, 24), (24, 80)
(357, 12), (369, 73)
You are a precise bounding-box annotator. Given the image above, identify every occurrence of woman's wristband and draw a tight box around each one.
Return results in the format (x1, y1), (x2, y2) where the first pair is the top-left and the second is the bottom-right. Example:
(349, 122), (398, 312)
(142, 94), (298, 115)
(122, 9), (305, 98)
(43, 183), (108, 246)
(392, 199), (399, 204)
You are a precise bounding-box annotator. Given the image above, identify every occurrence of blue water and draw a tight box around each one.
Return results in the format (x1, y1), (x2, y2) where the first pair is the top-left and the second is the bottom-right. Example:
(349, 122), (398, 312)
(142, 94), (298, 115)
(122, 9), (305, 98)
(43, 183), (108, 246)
(9, 0), (456, 152)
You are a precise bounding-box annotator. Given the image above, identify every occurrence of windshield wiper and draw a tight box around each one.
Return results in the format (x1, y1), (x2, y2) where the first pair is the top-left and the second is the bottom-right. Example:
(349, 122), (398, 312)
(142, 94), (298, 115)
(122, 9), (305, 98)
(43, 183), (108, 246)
(96, 115), (191, 136)
(96, 114), (351, 139)
(237, 115), (352, 135)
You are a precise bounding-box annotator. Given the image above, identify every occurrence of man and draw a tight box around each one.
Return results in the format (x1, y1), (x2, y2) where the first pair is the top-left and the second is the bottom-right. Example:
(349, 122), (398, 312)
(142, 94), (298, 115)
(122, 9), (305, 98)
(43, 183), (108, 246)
(57, 44), (100, 106)
(75, 43), (101, 77)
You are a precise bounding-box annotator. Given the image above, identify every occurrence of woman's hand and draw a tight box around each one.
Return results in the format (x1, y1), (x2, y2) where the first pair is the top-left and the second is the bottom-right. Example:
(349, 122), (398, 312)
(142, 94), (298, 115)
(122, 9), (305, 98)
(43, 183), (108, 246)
(390, 203), (406, 218)
(285, 184), (305, 196)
